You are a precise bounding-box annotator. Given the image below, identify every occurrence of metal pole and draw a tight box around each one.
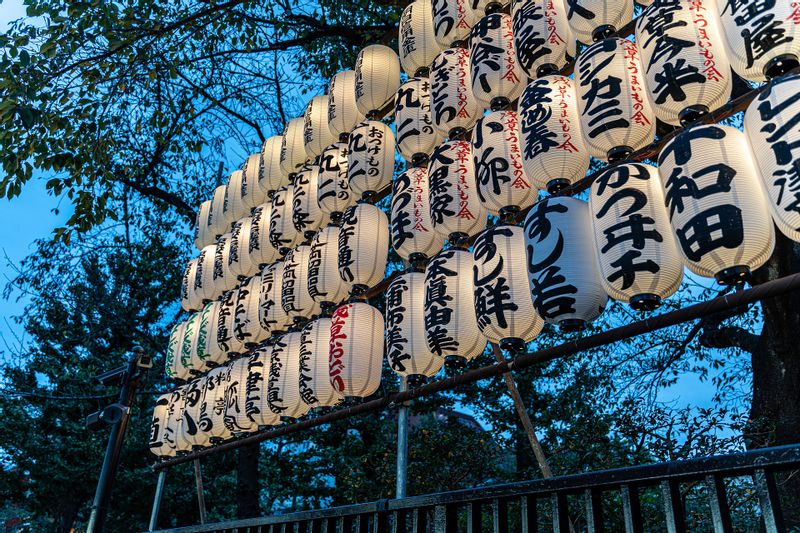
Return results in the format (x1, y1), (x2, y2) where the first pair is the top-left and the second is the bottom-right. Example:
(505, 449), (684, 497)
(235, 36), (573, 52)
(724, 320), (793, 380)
(194, 458), (208, 524)
(148, 470), (167, 532)
(396, 377), (409, 499)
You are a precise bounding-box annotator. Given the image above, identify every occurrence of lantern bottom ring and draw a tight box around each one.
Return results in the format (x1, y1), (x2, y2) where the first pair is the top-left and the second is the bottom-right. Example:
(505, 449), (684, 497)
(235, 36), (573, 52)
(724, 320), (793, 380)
(490, 96), (512, 112)
(546, 178), (571, 195)
(450, 39), (468, 49)
(559, 319), (587, 332)
(715, 265), (751, 286)
(537, 63), (559, 77)
(411, 152), (430, 168)
(406, 374), (427, 387)
(414, 67), (430, 78)
(448, 127), (469, 141)
(303, 230), (317, 243)
(592, 25), (616, 43)
(447, 232), (470, 250)
(679, 105), (710, 127)
(765, 54), (800, 80)
(607, 146), (633, 163)
(444, 355), (468, 369)
(500, 337), (526, 355)
(408, 252), (430, 272)
(629, 293), (662, 312)
(485, 1), (503, 14)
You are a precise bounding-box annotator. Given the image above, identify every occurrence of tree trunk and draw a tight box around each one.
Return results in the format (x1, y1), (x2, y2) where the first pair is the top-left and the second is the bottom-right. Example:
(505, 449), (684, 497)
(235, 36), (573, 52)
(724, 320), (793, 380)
(237, 442), (261, 519)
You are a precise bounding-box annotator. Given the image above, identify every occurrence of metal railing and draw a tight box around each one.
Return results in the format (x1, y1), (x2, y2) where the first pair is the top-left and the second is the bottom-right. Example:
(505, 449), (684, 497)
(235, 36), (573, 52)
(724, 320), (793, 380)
(148, 443), (800, 533)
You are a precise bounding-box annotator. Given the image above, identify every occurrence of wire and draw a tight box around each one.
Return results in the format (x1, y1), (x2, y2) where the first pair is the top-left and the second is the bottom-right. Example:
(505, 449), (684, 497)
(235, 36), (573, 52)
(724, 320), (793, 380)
(0, 389), (164, 401)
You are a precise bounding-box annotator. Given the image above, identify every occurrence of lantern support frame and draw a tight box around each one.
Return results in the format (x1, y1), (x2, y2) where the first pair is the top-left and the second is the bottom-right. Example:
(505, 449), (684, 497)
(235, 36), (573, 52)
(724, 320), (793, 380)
(147, 470), (167, 532)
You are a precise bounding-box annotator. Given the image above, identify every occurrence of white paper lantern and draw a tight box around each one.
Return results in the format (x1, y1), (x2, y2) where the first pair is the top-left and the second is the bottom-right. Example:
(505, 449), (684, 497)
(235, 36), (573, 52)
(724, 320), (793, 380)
(177, 312), (202, 380)
(329, 302), (384, 398)
(212, 232), (238, 296)
(473, 225), (544, 350)
(299, 317), (344, 407)
(197, 366), (232, 443)
(304, 95), (337, 158)
(259, 260), (295, 335)
(309, 225), (351, 308)
(430, 47), (483, 139)
(209, 184), (233, 239)
(171, 386), (194, 453)
(512, 0), (576, 77)
(391, 167), (445, 263)
(292, 165), (330, 239)
(228, 219), (256, 280)
(328, 70), (366, 142)
(180, 379), (207, 448)
(244, 344), (282, 426)
(575, 38), (657, 162)
(635, 1), (732, 126)
(523, 197), (609, 330)
(280, 117), (309, 179)
(198, 300), (226, 369)
(519, 75), (591, 193)
(355, 45), (401, 118)
(225, 170), (249, 224)
(317, 142), (355, 220)
(150, 393), (174, 457)
(181, 256), (203, 312)
(247, 203), (280, 267)
(195, 244), (218, 303)
(223, 356), (256, 433)
(233, 274), (270, 348)
(188, 300), (217, 373)
(348, 120), (396, 199)
(745, 74), (800, 242)
(338, 203), (390, 293)
(428, 140), (488, 241)
(270, 185), (302, 252)
(565, 0), (633, 44)
(715, 0), (800, 81)
(473, 110), (538, 216)
(658, 124), (776, 283)
(470, 13), (526, 111)
(262, 135), (287, 194)
(400, 0), (445, 77)
(589, 163), (684, 309)
(282, 244), (322, 321)
(424, 249), (487, 366)
(216, 288), (246, 358)
(432, 0), (482, 47)
(386, 272), (444, 384)
(165, 321), (186, 380)
(396, 78), (444, 166)
(267, 332), (310, 420)
(242, 154), (268, 211)
(194, 199), (213, 251)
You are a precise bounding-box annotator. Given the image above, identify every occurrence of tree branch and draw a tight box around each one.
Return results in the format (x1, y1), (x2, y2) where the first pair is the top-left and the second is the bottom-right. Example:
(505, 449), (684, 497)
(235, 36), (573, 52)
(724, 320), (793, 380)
(699, 320), (761, 354)
(116, 176), (195, 222)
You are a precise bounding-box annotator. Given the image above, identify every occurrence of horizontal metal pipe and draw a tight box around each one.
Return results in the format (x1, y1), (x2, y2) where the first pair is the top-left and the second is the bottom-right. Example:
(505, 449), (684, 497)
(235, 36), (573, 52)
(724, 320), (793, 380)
(153, 271), (800, 470)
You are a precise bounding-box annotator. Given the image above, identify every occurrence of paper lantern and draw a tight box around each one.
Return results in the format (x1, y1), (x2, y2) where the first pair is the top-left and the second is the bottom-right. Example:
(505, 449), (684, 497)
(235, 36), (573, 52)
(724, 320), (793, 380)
(180, 379), (206, 448)
(198, 300), (226, 369)
(391, 167), (445, 263)
(209, 184), (233, 239)
(473, 225), (544, 350)
(150, 393), (175, 457)
(212, 232), (238, 296)
(228, 218), (256, 280)
(512, 0), (576, 77)
(745, 74), (800, 241)
(299, 318), (344, 407)
(309, 226), (351, 308)
(226, 170), (253, 227)
(195, 244), (218, 303)
(715, 0), (800, 81)
(247, 203), (280, 267)
(188, 300), (217, 373)
(396, 78), (444, 166)
(432, 0), (481, 47)
(424, 250), (487, 366)
(575, 38), (656, 162)
(259, 261), (295, 335)
(400, 0), (444, 77)
(658, 124), (776, 284)
(430, 47), (483, 139)
(262, 135), (286, 194)
(269, 185), (302, 253)
(267, 332), (311, 419)
(338, 203), (390, 293)
(329, 302), (384, 398)
(223, 356), (255, 433)
(518, 75), (591, 193)
(176, 312), (201, 380)
(589, 163), (684, 310)
(355, 45), (401, 118)
(180, 256), (203, 312)
(635, 1), (732, 126)
(428, 140), (488, 242)
(233, 274), (270, 348)
(242, 154), (268, 211)
(304, 95), (337, 158)
(282, 244), (322, 321)
(386, 272), (444, 384)
(523, 197), (609, 330)
(165, 321), (186, 379)
(472, 110), (537, 216)
(317, 142), (355, 220)
(565, 0), (633, 44)
(197, 366), (232, 443)
(280, 117), (309, 179)
(328, 70), (366, 142)
(243, 344), (281, 426)
(470, 13), (526, 111)
(292, 165), (330, 239)
(216, 288), (246, 358)
(348, 120), (395, 200)
(194, 199), (213, 251)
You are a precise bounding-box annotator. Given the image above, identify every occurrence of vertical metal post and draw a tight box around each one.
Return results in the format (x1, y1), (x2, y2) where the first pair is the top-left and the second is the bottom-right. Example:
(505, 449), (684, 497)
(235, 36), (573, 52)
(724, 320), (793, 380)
(148, 470), (167, 532)
(396, 377), (410, 499)
(195, 458), (208, 524)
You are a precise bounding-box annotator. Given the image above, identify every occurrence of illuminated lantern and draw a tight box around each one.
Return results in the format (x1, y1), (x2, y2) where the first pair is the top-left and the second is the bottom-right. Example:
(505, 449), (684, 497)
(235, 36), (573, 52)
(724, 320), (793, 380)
(223, 356), (255, 433)
(348, 120), (395, 200)
(428, 140), (488, 243)
(262, 135), (286, 194)
(328, 70), (366, 142)
(212, 232), (238, 296)
(210, 184), (233, 239)
(177, 312), (201, 378)
(635, 1), (732, 126)
(338, 203), (390, 295)
(745, 74), (800, 242)
(575, 38), (656, 162)
(299, 318), (344, 407)
(181, 257), (203, 312)
(282, 244), (322, 322)
(244, 344), (281, 426)
(188, 301), (216, 373)
(150, 393), (174, 457)
(165, 321), (186, 380)
(565, 0), (633, 44)
(217, 288), (246, 358)
(432, 0), (481, 47)
(242, 153), (268, 211)
(470, 13), (526, 111)
(658, 125), (776, 284)
(198, 366), (232, 443)
(304, 95), (337, 158)
(280, 117), (308, 180)
(589, 163), (684, 310)
(233, 274), (270, 349)
(472, 110), (537, 216)
(226, 171), (253, 227)
(512, 0), (575, 78)
(171, 387), (194, 453)
(355, 45), (401, 118)
(269, 185), (302, 253)
(309, 226), (351, 309)
(519, 76), (590, 193)
(386, 272), (444, 385)
(430, 47), (483, 139)
(180, 379), (206, 448)
(523, 197), (609, 330)
(259, 261), (295, 335)
(715, 0), (800, 81)
(317, 142), (355, 221)
(268, 332), (310, 420)
(194, 199), (213, 250)
(195, 244), (218, 303)
(391, 167), (445, 264)
(473, 226), (544, 351)
(228, 218), (258, 280)
(424, 250), (487, 367)
(198, 300), (226, 369)
(400, 0), (444, 77)
(329, 302), (384, 398)
(292, 165), (330, 239)
(247, 203), (280, 267)
(396, 78), (443, 167)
